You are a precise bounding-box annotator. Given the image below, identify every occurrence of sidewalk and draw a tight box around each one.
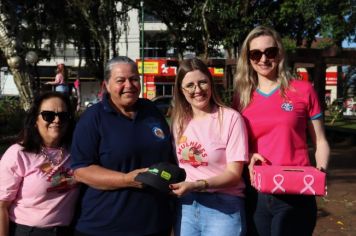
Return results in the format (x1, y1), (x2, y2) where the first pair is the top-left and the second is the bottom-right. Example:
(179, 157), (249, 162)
(313, 138), (356, 236)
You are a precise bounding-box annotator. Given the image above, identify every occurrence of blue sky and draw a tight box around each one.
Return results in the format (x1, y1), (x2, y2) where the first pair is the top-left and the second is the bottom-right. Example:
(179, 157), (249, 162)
(342, 40), (356, 48)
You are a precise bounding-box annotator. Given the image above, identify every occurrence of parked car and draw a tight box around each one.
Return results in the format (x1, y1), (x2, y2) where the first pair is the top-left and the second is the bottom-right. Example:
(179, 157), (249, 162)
(151, 95), (173, 117)
(84, 95), (100, 108)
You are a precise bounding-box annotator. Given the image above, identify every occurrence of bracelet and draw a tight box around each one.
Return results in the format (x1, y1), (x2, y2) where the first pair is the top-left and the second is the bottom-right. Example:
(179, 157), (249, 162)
(196, 179), (209, 191)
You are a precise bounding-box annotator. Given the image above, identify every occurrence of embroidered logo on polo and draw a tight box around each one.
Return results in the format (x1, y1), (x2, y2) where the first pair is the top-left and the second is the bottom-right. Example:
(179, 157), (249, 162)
(177, 136), (208, 168)
(152, 127), (165, 139)
(281, 102), (293, 111)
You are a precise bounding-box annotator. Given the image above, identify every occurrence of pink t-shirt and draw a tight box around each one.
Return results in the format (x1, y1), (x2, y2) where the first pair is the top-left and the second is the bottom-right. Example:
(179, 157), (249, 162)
(174, 107), (249, 197)
(0, 144), (79, 227)
(54, 73), (64, 85)
(239, 80), (321, 166)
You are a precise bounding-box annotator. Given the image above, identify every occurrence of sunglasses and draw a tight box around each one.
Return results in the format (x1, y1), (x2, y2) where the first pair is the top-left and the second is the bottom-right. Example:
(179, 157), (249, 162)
(249, 47), (279, 61)
(39, 111), (70, 123)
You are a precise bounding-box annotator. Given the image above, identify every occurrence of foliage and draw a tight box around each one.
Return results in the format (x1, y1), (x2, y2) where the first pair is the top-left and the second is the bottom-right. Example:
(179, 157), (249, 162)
(68, 0), (132, 79)
(327, 101), (345, 125)
(142, 0), (253, 59)
(319, 0), (356, 46)
(219, 88), (234, 107)
(0, 0), (132, 88)
(0, 0), (355, 110)
(282, 37), (297, 52)
(141, 0), (355, 59)
(0, 97), (25, 136)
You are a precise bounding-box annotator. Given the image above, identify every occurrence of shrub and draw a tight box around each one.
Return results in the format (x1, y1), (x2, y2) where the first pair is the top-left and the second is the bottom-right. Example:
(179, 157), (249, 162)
(0, 96), (26, 137)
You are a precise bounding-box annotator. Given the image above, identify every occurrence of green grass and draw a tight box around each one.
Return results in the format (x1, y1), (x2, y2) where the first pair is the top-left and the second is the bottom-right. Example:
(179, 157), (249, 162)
(325, 116), (356, 130)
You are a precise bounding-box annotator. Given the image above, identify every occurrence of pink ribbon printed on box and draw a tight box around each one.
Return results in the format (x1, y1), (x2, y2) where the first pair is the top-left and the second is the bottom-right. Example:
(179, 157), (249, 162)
(252, 166), (327, 196)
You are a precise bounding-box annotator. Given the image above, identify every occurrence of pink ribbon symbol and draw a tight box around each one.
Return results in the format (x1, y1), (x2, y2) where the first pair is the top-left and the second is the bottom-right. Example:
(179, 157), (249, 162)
(272, 174), (285, 193)
(253, 171), (262, 191)
(300, 175), (316, 195)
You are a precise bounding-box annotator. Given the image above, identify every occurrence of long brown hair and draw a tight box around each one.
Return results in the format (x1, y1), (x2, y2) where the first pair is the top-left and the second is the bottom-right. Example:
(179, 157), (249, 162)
(234, 26), (293, 111)
(171, 58), (226, 142)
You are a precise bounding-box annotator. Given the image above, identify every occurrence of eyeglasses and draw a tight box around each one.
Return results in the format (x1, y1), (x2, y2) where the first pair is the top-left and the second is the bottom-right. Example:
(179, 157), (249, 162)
(181, 80), (209, 94)
(249, 47), (279, 61)
(39, 111), (70, 123)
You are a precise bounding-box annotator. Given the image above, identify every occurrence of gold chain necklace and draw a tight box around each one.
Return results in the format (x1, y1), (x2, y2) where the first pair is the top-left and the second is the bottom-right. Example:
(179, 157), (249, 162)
(40, 147), (64, 166)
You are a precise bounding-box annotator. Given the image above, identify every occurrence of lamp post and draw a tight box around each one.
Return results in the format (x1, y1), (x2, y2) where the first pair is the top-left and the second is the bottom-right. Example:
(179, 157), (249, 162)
(140, 0), (144, 97)
(25, 51), (39, 95)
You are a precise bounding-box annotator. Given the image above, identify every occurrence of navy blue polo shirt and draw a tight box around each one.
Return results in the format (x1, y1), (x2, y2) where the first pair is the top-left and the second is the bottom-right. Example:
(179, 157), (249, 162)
(71, 94), (175, 236)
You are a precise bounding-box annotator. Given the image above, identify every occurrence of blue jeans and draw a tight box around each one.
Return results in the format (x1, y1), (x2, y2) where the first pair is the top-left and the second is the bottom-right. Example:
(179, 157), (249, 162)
(175, 192), (246, 236)
(55, 84), (68, 93)
(254, 193), (317, 236)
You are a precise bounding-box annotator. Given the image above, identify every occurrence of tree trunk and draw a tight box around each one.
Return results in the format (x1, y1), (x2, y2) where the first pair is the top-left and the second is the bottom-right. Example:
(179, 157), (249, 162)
(0, 16), (34, 110)
(202, 0), (210, 60)
(10, 69), (34, 110)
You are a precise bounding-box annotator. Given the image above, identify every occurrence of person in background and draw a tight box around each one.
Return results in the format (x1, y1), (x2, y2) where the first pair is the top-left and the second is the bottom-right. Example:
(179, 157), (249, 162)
(170, 58), (249, 236)
(73, 77), (81, 112)
(0, 91), (78, 236)
(46, 63), (68, 93)
(233, 25), (330, 236)
(70, 56), (175, 236)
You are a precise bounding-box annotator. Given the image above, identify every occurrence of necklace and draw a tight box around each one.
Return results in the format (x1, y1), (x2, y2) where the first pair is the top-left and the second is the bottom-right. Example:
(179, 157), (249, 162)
(40, 147), (64, 166)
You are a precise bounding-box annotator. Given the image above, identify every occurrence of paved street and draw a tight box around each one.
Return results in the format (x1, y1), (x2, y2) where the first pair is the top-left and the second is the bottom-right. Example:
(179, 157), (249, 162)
(314, 138), (356, 236)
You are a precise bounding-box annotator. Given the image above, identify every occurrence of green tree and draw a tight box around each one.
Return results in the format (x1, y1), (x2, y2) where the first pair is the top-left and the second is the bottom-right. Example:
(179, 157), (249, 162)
(0, 0), (131, 109)
(68, 0), (132, 79)
(0, 0), (80, 109)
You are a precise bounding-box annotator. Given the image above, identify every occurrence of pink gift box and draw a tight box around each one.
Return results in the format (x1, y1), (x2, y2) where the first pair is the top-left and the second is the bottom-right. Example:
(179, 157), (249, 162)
(252, 166), (326, 196)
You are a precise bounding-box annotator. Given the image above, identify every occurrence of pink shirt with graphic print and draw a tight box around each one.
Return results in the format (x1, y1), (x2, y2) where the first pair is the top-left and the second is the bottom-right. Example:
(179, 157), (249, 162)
(0, 144), (78, 227)
(174, 107), (249, 197)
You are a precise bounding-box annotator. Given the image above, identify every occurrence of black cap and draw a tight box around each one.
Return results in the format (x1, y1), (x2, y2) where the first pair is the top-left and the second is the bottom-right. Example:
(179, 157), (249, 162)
(135, 162), (186, 193)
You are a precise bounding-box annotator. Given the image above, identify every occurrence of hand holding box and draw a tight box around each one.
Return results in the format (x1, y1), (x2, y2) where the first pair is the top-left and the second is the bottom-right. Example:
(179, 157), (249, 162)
(252, 166), (327, 196)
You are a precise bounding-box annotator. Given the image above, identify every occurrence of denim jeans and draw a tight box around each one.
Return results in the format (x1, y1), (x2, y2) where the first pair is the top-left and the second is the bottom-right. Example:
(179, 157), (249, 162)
(175, 192), (246, 236)
(55, 84), (68, 93)
(254, 193), (317, 236)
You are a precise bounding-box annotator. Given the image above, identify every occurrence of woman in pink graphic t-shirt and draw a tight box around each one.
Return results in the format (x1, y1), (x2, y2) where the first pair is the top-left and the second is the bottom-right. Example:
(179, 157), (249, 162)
(0, 92), (78, 236)
(170, 58), (249, 236)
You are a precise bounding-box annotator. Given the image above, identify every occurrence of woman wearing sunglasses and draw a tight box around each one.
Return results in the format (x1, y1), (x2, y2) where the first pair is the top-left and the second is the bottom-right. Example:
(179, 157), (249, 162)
(0, 91), (78, 236)
(233, 26), (330, 236)
(170, 58), (249, 236)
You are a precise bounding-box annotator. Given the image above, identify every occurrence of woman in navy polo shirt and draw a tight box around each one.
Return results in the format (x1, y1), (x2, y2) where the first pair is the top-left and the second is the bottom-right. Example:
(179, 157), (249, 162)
(71, 56), (175, 236)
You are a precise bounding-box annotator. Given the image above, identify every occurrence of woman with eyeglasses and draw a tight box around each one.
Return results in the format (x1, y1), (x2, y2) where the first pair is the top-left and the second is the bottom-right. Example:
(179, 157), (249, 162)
(70, 56), (175, 236)
(0, 91), (78, 236)
(169, 58), (249, 236)
(233, 26), (330, 236)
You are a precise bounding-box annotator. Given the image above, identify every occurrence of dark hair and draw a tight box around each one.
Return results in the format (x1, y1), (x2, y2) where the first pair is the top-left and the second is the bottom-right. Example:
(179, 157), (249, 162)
(18, 91), (75, 153)
(104, 56), (139, 82)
